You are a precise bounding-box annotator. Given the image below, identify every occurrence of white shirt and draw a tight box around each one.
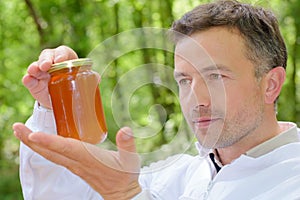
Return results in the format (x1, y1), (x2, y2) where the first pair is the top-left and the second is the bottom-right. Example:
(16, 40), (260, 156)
(20, 102), (300, 200)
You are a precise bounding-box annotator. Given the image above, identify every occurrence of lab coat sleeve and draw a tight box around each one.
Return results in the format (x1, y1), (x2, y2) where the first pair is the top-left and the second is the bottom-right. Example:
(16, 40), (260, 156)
(20, 102), (103, 200)
(132, 189), (154, 199)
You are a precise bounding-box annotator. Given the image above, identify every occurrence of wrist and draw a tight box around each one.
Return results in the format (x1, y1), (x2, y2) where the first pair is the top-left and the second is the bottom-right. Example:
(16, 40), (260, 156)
(37, 102), (52, 111)
(31, 101), (56, 133)
(102, 181), (142, 200)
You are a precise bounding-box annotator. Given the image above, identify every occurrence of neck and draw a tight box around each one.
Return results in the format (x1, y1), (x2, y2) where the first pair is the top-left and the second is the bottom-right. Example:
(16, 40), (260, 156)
(216, 114), (281, 165)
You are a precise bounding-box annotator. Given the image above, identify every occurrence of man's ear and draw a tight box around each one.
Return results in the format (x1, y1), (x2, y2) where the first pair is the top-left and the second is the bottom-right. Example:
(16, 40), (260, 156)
(264, 67), (286, 104)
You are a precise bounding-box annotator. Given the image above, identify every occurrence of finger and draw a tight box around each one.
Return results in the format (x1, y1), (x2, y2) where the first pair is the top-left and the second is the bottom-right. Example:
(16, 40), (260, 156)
(30, 142), (83, 175)
(54, 45), (78, 63)
(37, 46), (78, 71)
(116, 127), (140, 172)
(116, 127), (136, 153)
(27, 130), (100, 164)
(29, 132), (84, 160)
(38, 49), (55, 72)
(27, 61), (41, 76)
(13, 123), (99, 175)
(22, 74), (50, 104)
(13, 123), (91, 170)
(28, 132), (128, 175)
(22, 74), (49, 91)
(13, 123), (85, 174)
(13, 123), (117, 169)
(25, 76), (48, 93)
(22, 74), (38, 90)
(13, 122), (33, 144)
(26, 62), (50, 79)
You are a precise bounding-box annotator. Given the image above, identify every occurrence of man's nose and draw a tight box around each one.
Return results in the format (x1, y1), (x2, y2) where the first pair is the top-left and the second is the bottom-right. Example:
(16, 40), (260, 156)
(191, 78), (211, 108)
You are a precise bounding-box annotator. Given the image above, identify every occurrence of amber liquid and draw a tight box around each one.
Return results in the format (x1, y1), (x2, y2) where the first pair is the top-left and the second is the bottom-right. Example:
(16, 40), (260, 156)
(48, 67), (107, 144)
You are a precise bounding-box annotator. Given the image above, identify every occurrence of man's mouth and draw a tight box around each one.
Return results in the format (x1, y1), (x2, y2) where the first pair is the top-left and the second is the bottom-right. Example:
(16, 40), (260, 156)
(192, 117), (220, 129)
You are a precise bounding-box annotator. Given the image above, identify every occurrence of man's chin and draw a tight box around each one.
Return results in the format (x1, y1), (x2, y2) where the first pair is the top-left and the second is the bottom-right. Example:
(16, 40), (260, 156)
(194, 130), (223, 149)
(196, 136), (219, 149)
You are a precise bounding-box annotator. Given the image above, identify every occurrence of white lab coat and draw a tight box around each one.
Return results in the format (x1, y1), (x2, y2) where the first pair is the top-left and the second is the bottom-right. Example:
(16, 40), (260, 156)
(20, 103), (300, 199)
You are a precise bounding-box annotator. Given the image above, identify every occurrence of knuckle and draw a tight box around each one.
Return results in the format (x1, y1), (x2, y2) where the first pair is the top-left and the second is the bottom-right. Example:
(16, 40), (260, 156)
(58, 45), (78, 59)
(38, 49), (54, 64)
(57, 45), (68, 50)
(27, 61), (38, 73)
(39, 48), (53, 57)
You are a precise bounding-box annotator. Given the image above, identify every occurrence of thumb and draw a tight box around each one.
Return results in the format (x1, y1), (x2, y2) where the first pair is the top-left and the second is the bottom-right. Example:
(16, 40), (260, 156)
(116, 127), (140, 172)
(13, 122), (33, 144)
(116, 127), (136, 153)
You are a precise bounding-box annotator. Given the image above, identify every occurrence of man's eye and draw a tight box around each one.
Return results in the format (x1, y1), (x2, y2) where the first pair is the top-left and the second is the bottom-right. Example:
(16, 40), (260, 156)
(209, 73), (223, 80)
(178, 79), (192, 86)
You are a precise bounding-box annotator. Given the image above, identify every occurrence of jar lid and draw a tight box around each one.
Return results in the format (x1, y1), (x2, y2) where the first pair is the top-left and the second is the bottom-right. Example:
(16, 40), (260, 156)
(48, 58), (93, 73)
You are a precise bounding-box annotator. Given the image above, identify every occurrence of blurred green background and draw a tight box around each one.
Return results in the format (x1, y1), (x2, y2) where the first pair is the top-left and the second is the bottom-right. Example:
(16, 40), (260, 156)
(0, 0), (299, 199)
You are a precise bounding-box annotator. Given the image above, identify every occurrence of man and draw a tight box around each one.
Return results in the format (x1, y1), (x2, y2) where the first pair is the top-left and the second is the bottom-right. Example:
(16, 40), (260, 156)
(13, 0), (300, 199)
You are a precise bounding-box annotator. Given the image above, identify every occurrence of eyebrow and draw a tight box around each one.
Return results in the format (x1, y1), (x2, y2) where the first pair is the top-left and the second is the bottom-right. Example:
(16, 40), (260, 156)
(174, 64), (232, 79)
(201, 64), (232, 73)
(174, 71), (188, 79)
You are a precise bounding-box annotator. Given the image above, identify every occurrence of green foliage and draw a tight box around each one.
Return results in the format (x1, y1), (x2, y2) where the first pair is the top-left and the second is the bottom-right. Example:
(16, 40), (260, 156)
(0, 160), (22, 200)
(0, 0), (299, 198)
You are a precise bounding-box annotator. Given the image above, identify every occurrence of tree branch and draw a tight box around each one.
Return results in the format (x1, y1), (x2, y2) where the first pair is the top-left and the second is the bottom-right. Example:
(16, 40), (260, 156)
(24, 0), (44, 45)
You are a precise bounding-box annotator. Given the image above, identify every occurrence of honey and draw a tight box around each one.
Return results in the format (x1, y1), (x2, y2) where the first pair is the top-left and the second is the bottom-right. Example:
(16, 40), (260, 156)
(48, 58), (107, 144)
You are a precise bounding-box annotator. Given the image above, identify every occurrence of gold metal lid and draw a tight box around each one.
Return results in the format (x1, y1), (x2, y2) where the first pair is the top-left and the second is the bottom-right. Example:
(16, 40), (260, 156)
(48, 58), (93, 73)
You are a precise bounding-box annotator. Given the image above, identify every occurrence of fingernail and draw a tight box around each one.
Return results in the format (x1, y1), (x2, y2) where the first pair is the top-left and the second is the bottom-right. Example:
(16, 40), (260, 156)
(122, 133), (132, 140)
(122, 128), (133, 140)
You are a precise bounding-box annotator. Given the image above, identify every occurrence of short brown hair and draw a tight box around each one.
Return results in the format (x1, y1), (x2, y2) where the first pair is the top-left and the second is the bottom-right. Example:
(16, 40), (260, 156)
(170, 0), (287, 78)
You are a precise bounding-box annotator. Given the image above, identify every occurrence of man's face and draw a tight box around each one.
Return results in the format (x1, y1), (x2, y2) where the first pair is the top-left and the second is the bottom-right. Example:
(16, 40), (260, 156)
(174, 27), (265, 149)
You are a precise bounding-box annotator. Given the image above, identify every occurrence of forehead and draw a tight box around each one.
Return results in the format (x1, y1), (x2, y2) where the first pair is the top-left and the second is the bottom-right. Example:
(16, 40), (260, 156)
(174, 27), (251, 73)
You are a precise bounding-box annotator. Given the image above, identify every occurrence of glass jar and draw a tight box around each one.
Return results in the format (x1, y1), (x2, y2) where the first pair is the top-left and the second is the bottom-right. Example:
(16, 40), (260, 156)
(48, 58), (107, 144)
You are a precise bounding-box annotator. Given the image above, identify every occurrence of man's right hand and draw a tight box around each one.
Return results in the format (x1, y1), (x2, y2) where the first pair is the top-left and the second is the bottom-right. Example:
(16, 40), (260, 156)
(13, 123), (142, 199)
(23, 45), (78, 109)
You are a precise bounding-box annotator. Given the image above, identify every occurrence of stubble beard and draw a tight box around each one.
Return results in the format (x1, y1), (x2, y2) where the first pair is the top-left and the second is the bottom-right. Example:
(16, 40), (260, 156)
(194, 93), (265, 149)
